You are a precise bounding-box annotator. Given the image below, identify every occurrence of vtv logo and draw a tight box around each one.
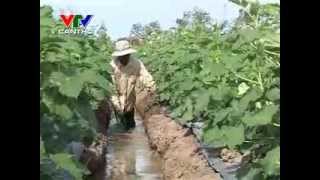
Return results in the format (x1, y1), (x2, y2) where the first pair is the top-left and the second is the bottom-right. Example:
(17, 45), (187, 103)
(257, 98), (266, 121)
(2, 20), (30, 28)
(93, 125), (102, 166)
(60, 14), (94, 28)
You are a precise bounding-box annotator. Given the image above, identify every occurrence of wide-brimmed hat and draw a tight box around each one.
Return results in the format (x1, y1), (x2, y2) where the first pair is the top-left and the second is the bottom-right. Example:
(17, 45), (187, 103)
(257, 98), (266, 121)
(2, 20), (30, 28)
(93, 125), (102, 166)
(111, 40), (137, 57)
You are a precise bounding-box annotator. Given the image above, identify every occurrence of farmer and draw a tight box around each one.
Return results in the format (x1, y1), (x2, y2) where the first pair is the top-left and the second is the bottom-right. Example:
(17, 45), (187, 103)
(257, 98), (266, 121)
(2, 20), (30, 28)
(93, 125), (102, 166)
(110, 39), (155, 130)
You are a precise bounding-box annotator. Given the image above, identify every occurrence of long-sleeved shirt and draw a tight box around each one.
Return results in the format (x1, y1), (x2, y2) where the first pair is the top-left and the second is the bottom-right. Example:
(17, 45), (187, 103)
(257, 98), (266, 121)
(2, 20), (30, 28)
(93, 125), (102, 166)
(110, 57), (155, 112)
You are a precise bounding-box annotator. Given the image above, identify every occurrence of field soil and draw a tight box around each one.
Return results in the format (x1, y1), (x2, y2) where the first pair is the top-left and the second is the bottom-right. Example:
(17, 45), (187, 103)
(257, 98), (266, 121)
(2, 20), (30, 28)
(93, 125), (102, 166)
(136, 90), (221, 180)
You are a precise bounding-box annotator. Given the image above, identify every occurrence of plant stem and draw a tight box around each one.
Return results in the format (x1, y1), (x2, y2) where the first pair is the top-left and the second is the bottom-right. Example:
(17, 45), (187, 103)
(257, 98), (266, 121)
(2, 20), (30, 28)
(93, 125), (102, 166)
(273, 123), (280, 127)
(264, 49), (280, 56)
(265, 56), (279, 67)
(232, 71), (259, 85)
(257, 72), (264, 91)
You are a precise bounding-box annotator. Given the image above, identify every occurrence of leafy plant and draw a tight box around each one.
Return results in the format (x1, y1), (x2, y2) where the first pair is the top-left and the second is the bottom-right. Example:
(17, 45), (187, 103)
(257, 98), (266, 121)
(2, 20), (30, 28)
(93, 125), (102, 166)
(136, 1), (279, 178)
(40, 6), (113, 180)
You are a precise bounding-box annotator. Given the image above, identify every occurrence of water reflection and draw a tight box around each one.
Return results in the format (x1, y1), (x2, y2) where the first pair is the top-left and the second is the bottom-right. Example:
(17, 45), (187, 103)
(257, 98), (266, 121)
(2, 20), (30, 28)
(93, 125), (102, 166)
(106, 118), (163, 180)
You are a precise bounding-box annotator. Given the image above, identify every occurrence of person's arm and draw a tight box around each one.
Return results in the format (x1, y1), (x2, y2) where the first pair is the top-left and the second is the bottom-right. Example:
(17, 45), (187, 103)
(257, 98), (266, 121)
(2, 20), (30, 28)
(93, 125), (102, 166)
(138, 61), (156, 92)
(109, 60), (123, 111)
(110, 60), (121, 94)
(109, 60), (116, 84)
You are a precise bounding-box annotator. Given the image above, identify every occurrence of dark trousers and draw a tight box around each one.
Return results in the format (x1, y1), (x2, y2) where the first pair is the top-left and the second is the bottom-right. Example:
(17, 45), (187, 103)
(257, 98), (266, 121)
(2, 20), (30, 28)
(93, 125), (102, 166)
(120, 109), (136, 130)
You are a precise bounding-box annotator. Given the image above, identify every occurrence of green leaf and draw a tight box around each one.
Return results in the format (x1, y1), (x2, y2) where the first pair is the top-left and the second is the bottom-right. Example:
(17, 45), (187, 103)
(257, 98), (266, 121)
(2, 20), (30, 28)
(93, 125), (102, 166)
(41, 93), (55, 111)
(222, 55), (243, 71)
(266, 87), (280, 101)
(232, 29), (261, 49)
(59, 76), (84, 98)
(239, 168), (263, 180)
(239, 28), (261, 42)
(193, 90), (211, 114)
(238, 88), (262, 112)
(61, 40), (82, 52)
(214, 108), (232, 124)
(207, 63), (227, 77)
(181, 108), (194, 122)
(179, 78), (194, 91)
(45, 52), (64, 63)
(40, 6), (53, 18)
(40, 137), (46, 156)
(260, 146), (280, 176)
(53, 104), (73, 119)
(40, 17), (55, 27)
(76, 96), (98, 129)
(210, 85), (232, 101)
(203, 125), (245, 148)
(222, 124), (245, 147)
(171, 106), (184, 118)
(242, 104), (279, 126)
(50, 153), (84, 180)
(180, 98), (194, 122)
(90, 88), (106, 101)
(95, 74), (109, 90)
(79, 70), (97, 82)
(49, 72), (65, 86)
(203, 127), (225, 147)
(160, 93), (170, 101)
(79, 70), (109, 90)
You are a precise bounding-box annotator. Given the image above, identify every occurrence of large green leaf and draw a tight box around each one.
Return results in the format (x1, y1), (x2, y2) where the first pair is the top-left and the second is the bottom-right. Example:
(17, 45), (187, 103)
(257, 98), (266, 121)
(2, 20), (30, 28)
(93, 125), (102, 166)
(193, 90), (211, 114)
(59, 76), (84, 98)
(79, 70), (109, 90)
(40, 6), (53, 18)
(232, 29), (261, 50)
(53, 104), (73, 119)
(239, 29), (261, 42)
(95, 74), (109, 90)
(40, 137), (46, 157)
(179, 78), (194, 91)
(222, 124), (245, 147)
(266, 87), (280, 101)
(238, 88), (262, 112)
(49, 72), (65, 86)
(203, 125), (245, 148)
(79, 70), (97, 82)
(242, 104), (279, 126)
(206, 62), (227, 77)
(210, 85), (232, 101)
(76, 95), (98, 129)
(214, 108), (232, 124)
(90, 88), (106, 101)
(239, 168), (263, 180)
(42, 92), (72, 119)
(40, 6), (55, 28)
(180, 98), (194, 122)
(41, 93), (55, 112)
(50, 153), (84, 180)
(222, 54), (243, 71)
(40, 17), (55, 27)
(260, 146), (280, 176)
(60, 40), (82, 52)
(45, 52), (64, 63)
(203, 127), (225, 147)
(181, 108), (194, 122)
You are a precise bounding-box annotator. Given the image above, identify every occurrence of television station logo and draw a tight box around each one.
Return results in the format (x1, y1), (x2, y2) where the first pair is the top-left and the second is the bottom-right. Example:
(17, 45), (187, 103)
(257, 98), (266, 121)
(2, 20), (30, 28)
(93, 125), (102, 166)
(58, 12), (94, 35)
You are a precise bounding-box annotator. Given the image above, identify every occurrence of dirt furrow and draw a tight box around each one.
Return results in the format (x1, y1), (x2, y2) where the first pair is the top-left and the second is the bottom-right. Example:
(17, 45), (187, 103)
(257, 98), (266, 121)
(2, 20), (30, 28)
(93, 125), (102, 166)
(136, 90), (222, 180)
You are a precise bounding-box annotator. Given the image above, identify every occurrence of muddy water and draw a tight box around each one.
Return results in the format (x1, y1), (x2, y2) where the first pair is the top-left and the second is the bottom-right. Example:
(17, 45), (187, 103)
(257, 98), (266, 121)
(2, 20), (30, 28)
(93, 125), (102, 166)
(106, 116), (163, 180)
